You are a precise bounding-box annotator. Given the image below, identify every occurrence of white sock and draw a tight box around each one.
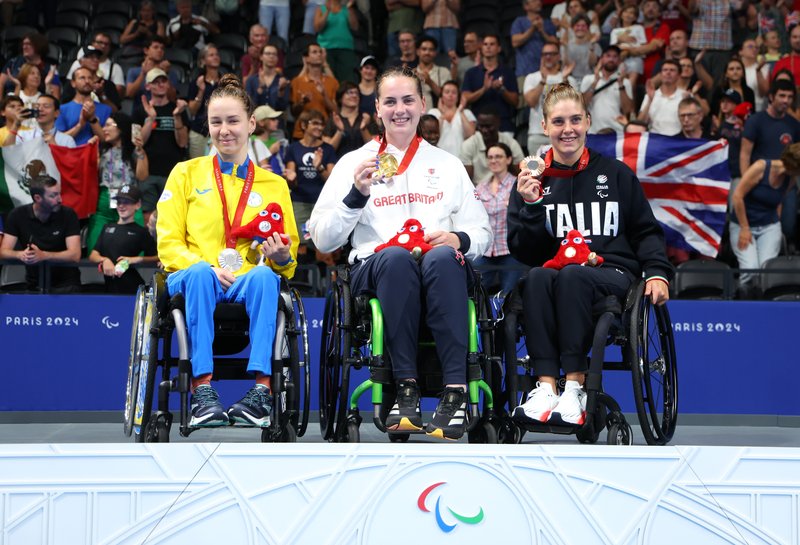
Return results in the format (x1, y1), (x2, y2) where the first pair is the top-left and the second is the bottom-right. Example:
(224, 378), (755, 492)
(565, 380), (582, 391)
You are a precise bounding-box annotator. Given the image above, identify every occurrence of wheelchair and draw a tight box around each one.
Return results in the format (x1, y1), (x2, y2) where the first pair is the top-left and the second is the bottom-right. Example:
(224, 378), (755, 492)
(123, 270), (311, 443)
(495, 278), (678, 446)
(318, 265), (498, 443)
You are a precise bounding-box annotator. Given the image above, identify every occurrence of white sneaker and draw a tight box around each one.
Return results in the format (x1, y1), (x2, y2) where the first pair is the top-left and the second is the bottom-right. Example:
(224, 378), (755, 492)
(513, 382), (558, 424)
(551, 380), (587, 425)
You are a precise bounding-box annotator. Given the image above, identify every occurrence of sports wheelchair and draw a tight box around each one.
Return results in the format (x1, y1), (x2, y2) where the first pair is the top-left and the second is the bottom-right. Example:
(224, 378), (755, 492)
(495, 278), (677, 446)
(319, 266), (498, 443)
(123, 271), (310, 443)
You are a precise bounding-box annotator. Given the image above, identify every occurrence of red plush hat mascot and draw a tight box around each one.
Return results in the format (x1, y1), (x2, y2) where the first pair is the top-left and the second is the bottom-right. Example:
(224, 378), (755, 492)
(232, 202), (291, 247)
(543, 229), (603, 269)
(374, 218), (434, 259)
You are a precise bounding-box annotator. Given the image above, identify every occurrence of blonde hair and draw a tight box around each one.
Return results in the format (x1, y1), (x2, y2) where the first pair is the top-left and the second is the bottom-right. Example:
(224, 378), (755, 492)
(541, 83), (588, 121)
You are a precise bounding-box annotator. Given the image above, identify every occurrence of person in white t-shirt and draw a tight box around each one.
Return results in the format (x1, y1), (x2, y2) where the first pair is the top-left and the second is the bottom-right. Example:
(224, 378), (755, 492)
(638, 59), (683, 135)
(580, 45), (634, 134)
(428, 80), (476, 157)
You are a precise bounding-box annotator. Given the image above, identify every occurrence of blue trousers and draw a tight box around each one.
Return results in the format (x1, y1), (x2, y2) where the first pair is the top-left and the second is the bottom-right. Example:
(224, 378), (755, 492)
(350, 246), (471, 385)
(167, 262), (281, 377)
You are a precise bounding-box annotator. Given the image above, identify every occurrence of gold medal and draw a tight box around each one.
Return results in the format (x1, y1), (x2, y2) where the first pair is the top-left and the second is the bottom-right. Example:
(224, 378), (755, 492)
(377, 152), (399, 178)
(218, 248), (243, 272)
(521, 155), (546, 177)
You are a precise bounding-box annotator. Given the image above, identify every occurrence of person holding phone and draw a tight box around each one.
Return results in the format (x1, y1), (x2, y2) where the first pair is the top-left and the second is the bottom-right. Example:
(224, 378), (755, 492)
(14, 94), (75, 147)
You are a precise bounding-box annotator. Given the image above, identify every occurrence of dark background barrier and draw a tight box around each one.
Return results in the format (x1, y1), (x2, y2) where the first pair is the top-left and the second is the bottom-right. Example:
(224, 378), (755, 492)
(0, 294), (797, 416)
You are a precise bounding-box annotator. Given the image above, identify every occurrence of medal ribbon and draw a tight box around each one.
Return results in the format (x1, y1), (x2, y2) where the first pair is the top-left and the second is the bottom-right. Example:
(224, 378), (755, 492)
(213, 155), (255, 248)
(541, 147), (590, 178)
(377, 135), (422, 175)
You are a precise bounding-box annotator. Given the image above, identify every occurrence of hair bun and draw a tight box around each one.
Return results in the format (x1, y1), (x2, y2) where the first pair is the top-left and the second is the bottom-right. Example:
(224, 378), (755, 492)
(218, 73), (243, 91)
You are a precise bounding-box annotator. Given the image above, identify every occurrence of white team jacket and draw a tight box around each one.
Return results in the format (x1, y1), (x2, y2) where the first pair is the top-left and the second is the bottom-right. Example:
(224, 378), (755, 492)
(308, 138), (492, 264)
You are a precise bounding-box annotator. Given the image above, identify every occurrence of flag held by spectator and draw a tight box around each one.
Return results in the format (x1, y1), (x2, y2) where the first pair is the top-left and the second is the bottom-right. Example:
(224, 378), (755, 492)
(587, 133), (731, 258)
(0, 139), (98, 218)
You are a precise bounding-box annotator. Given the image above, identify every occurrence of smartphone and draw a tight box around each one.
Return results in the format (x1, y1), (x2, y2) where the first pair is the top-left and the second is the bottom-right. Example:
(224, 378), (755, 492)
(20, 108), (39, 119)
(131, 123), (142, 141)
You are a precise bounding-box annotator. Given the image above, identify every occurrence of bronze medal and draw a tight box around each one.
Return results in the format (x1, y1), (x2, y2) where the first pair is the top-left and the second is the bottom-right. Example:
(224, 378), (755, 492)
(521, 155), (546, 177)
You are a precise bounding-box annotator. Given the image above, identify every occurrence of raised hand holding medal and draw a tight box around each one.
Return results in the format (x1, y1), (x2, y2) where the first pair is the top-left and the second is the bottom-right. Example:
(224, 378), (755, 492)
(517, 155), (545, 203)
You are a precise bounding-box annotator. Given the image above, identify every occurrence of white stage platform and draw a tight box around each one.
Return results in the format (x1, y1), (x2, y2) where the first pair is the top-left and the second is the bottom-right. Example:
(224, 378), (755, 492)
(1, 444), (799, 544)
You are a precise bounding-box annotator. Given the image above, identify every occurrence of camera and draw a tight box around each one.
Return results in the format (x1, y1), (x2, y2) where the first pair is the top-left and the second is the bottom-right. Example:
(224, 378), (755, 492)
(20, 107), (39, 119)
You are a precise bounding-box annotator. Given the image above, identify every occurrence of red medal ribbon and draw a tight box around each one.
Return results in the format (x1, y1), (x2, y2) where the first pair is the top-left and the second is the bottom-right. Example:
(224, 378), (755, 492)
(541, 147), (590, 178)
(212, 155), (255, 248)
(376, 135), (422, 175)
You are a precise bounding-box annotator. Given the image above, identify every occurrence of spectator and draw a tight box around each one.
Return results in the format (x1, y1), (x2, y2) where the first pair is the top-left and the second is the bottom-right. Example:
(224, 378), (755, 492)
(687, 0), (733, 83)
(68, 33), (126, 99)
(450, 30), (481, 86)
(0, 175), (81, 293)
(253, 105), (288, 174)
(626, 0), (670, 85)
(14, 94), (75, 147)
(259, 0), (291, 44)
(429, 80), (476, 156)
(89, 183), (158, 294)
(462, 34), (520, 136)
(0, 96), (25, 146)
(86, 113), (149, 252)
(711, 89), (745, 181)
(385, 30), (420, 70)
(188, 44), (227, 159)
(55, 67), (111, 146)
(474, 142), (524, 296)
(61, 47), (121, 114)
(731, 143), (800, 296)
(133, 69), (190, 224)
(323, 81), (372, 156)
(10, 63), (42, 130)
(421, 0), (460, 54)
(125, 37), (180, 104)
(661, 0), (691, 34)
(562, 13), (601, 83)
(0, 33), (60, 100)
(674, 96), (712, 139)
(289, 43), (339, 139)
(524, 42), (577, 155)
(460, 109), (524, 183)
(638, 59), (682, 135)
(511, 0), (559, 89)
(386, 1), (423, 58)
(739, 39), (769, 113)
(314, 0), (360, 84)
(419, 113), (440, 146)
(554, 0), (600, 44)
(709, 58), (756, 117)
(120, 0), (167, 51)
(581, 45), (634, 134)
(284, 109), (337, 259)
(649, 29), (690, 86)
(245, 45), (290, 114)
(771, 24), (800, 86)
(674, 57), (709, 116)
(610, 5), (646, 89)
(357, 55), (379, 117)
(415, 35), (450, 109)
(167, 0), (220, 52)
(303, 0), (327, 34)
(762, 30), (783, 69)
(240, 25), (271, 80)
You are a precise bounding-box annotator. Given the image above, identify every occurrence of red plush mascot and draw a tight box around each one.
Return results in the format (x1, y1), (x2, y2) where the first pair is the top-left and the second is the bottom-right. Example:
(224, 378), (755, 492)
(232, 202), (291, 246)
(374, 218), (434, 258)
(543, 229), (603, 269)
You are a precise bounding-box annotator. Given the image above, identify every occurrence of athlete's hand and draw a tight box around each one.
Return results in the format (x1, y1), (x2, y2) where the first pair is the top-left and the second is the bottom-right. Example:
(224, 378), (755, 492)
(353, 157), (379, 196)
(261, 232), (291, 264)
(212, 266), (236, 291)
(645, 278), (669, 306)
(424, 231), (460, 249)
(516, 168), (542, 202)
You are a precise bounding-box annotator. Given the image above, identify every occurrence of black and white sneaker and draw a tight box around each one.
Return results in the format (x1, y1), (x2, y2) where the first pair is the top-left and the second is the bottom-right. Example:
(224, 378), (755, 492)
(190, 385), (229, 427)
(426, 387), (467, 440)
(385, 380), (423, 431)
(227, 384), (273, 427)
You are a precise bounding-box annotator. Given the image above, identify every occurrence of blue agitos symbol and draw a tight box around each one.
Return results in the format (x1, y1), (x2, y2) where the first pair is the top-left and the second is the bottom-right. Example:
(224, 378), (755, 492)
(417, 482), (484, 533)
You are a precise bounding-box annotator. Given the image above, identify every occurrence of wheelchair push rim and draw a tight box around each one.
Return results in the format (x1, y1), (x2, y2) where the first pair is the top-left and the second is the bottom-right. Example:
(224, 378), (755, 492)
(629, 284), (678, 446)
(290, 287), (311, 437)
(124, 285), (147, 437)
(319, 278), (349, 440)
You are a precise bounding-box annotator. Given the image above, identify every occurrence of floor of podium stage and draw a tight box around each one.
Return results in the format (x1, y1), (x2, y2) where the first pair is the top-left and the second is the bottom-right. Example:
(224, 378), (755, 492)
(0, 420), (798, 446)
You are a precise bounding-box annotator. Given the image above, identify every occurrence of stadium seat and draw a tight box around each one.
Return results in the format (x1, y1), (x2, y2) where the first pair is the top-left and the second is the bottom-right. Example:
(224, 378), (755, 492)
(55, 0), (92, 16)
(215, 33), (247, 55)
(95, 3), (133, 18)
(0, 264), (28, 292)
(57, 12), (89, 33)
(673, 259), (731, 300)
(91, 13), (130, 34)
(45, 28), (83, 52)
(760, 256), (800, 301)
(1, 25), (37, 58)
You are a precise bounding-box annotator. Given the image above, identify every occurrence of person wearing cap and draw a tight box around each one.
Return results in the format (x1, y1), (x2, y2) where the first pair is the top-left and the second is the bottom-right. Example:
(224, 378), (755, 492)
(125, 37), (179, 104)
(55, 66), (112, 146)
(85, 112), (149, 252)
(61, 46), (121, 113)
(357, 55), (379, 117)
(245, 44), (289, 112)
(709, 58), (755, 121)
(133, 69), (189, 224)
(253, 105), (288, 174)
(581, 45), (633, 134)
(67, 33), (126, 98)
(89, 183), (158, 294)
(712, 88), (746, 182)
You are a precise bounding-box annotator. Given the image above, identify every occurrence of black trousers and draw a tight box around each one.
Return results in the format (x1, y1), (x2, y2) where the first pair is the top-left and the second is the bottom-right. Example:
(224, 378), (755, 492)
(350, 246), (471, 385)
(521, 265), (633, 378)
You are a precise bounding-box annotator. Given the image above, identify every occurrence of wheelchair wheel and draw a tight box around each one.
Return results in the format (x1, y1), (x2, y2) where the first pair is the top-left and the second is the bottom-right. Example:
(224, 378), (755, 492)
(496, 416), (521, 444)
(124, 286), (147, 437)
(388, 432), (410, 443)
(628, 284), (678, 446)
(319, 278), (351, 440)
(345, 421), (360, 443)
(467, 421), (498, 444)
(607, 422), (633, 445)
(290, 287), (311, 438)
(133, 296), (158, 443)
(261, 423), (297, 443)
(575, 425), (600, 444)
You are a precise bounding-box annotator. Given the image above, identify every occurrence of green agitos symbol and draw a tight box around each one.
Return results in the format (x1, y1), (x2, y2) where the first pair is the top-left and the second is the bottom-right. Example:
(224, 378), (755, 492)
(417, 482), (484, 533)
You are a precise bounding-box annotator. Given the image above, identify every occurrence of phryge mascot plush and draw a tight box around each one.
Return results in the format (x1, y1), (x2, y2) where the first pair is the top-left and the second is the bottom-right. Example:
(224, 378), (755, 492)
(374, 218), (433, 260)
(232, 203), (291, 264)
(543, 229), (603, 269)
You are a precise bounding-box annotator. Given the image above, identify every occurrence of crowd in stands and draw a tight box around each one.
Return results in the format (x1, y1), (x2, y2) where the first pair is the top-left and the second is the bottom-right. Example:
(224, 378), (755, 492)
(0, 0), (799, 299)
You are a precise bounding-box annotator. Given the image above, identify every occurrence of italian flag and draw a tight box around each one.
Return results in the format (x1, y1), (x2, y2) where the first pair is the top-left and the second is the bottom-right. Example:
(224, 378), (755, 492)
(0, 139), (99, 218)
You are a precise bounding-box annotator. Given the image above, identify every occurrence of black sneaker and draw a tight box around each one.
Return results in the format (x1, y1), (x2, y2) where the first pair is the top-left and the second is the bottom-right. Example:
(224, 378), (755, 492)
(385, 380), (423, 431)
(227, 384), (273, 427)
(426, 387), (467, 440)
(190, 385), (229, 427)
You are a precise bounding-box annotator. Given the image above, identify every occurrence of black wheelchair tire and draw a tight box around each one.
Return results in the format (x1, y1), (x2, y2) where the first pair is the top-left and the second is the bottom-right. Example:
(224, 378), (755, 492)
(319, 279), (350, 441)
(629, 285), (678, 446)
(388, 432), (410, 443)
(606, 422), (633, 445)
(467, 421), (498, 444)
(261, 423), (297, 443)
(290, 287), (311, 438)
(124, 286), (147, 437)
(345, 421), (360, 443)
(576, 424), (600, 444)
(157, 420), (170, 443)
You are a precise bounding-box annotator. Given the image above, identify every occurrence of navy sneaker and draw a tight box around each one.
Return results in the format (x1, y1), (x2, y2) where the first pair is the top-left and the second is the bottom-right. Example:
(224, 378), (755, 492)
(190, 385), (229, 427)
(385, 380), (423, 431)
(227, 384), (273, 427)
(426, 387), (467, 440)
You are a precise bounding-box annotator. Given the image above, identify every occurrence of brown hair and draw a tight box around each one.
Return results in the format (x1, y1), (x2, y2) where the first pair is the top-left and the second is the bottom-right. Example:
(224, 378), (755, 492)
(541, 83), (588, 121)
(780, 142), (800, 174)
(17, 63), (41, 90)
(297, 108), (325, 129)
(376, 65), (423, 101)
(209, 73), (255, 116)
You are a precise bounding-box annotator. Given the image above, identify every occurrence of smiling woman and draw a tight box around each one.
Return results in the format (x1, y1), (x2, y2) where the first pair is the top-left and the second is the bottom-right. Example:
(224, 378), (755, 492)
(155, 73), (300, 429)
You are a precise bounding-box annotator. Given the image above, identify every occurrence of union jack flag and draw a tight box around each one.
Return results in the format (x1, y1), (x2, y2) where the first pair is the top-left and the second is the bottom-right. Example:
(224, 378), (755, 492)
(587, 133), (731, 257)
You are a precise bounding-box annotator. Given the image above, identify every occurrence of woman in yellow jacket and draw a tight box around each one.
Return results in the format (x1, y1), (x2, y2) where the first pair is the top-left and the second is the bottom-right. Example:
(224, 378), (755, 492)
(156, 73), (298, 428)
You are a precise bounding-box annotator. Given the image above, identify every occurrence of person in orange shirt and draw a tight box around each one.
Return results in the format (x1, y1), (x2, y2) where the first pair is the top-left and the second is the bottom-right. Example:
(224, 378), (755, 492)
(289, 42), (338, 139)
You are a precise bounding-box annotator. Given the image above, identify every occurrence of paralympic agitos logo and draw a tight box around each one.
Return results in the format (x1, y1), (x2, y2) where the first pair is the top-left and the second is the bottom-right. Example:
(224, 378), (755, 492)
(417, 482), (484, 533)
